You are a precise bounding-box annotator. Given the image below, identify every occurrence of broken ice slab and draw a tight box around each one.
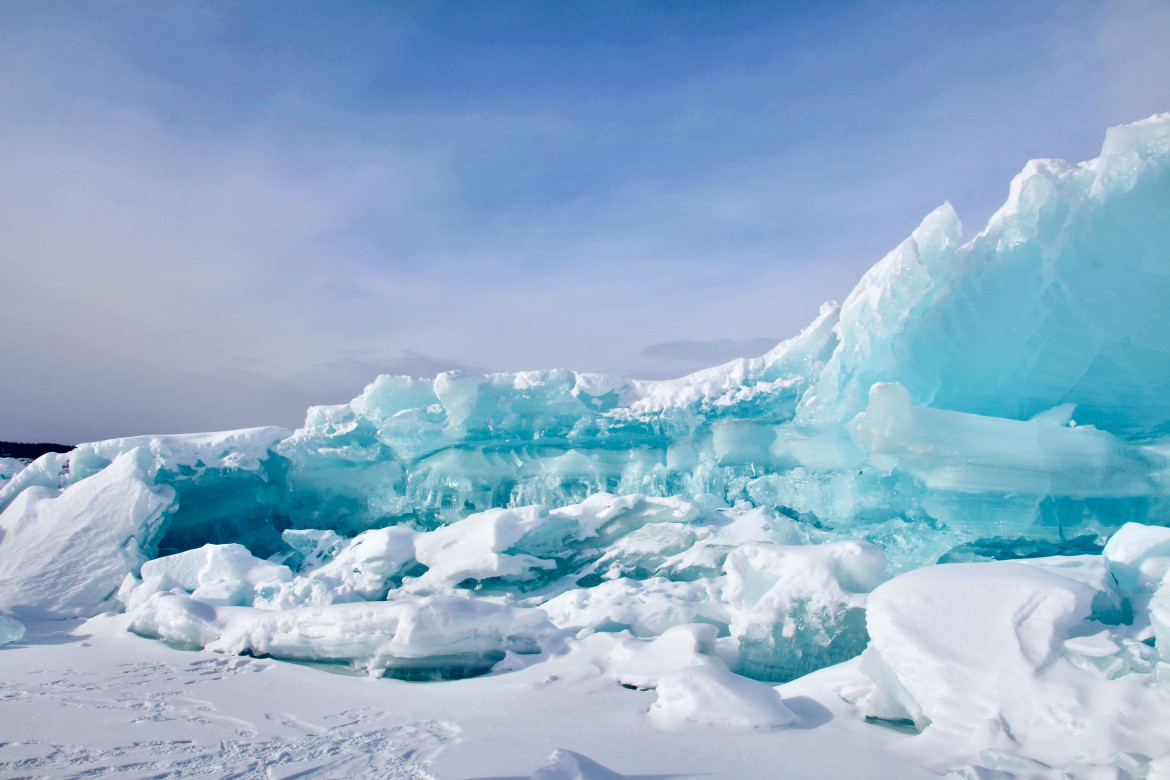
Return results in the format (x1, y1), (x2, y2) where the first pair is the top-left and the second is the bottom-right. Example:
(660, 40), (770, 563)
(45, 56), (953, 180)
(848, 382), (1164, 499)
(128, 593), (553, 680)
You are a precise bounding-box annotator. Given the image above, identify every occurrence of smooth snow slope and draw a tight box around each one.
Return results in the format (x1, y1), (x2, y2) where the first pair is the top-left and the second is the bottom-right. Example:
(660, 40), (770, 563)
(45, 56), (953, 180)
(2, 114), (1170, 779)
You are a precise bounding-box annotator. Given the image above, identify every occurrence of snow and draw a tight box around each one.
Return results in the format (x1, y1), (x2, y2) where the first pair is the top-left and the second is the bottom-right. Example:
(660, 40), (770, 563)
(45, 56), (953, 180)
(1103, 522), (1170, 598)
(529, 749), (627, 780)
(648, 665), (796, 730)
(0, 448), (174, 618)
(0, 456), (25, 486)
(854, 559), (1170, 776)
(3, 114), (1170, 777)
(0, 614), (934, 779)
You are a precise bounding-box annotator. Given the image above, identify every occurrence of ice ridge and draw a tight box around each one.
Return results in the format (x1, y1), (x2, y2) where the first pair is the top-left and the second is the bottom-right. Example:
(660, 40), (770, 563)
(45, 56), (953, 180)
(2, 115), (1170, 706)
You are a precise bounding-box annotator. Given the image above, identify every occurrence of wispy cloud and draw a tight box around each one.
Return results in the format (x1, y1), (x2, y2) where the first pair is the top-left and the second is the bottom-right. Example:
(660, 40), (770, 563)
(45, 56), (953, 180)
(0, 0), (1162, 442)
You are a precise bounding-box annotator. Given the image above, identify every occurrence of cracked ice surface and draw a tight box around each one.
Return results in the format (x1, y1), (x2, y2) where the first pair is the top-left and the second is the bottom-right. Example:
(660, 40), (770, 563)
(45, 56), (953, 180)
(2, 114), (1170, 777)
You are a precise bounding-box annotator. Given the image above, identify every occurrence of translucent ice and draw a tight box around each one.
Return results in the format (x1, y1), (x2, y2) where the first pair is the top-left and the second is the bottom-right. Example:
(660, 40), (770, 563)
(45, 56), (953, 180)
(128, 592), (551, 679)
(0, 614), (24, 645)
(0, 457), (25, 487)
(723, 541), (885, 681)
(139, 544), (292, 607)
(3, 115), (1170, 691)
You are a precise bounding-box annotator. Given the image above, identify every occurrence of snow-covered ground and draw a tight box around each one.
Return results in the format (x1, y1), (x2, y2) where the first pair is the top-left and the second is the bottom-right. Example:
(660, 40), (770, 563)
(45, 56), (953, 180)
(2, 614), (933, 779)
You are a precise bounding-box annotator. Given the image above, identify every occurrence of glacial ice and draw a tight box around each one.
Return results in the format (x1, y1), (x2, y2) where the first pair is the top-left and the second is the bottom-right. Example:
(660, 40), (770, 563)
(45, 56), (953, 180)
(0, 457), (25, 487)
(1, 114), (1170, 773)
(0, 614), (24, 645)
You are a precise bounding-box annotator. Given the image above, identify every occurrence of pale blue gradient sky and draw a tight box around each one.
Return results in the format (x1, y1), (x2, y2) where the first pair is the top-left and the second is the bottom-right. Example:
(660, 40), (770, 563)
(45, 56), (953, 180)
(1, 0), (1168, 442)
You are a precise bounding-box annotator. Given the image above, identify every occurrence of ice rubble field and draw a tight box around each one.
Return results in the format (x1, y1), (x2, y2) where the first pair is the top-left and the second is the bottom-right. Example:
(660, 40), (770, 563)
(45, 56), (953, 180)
(3, 114), (1170, 779)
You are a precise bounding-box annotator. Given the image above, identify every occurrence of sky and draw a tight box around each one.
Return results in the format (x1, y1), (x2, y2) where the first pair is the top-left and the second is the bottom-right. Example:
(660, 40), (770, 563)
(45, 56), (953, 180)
(1, 0), (1168, 443)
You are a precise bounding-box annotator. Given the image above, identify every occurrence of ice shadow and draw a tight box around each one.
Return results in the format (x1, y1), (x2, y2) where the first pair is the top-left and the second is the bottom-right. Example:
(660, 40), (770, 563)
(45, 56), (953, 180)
(783, 695), (834, 730)
(8, 616), (93, 646)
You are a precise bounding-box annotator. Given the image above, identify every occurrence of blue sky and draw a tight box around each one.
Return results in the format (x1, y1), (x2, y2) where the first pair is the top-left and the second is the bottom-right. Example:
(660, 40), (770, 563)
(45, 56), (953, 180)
(2, 0), (1168, 442)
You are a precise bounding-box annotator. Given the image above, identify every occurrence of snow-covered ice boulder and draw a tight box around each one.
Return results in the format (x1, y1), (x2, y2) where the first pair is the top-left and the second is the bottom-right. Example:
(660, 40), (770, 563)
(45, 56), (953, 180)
(858, 559), (1170, 770)
(138, 543), (292, 607)
(604, 623), (725, 690)
(0, 448), (174, 618)
(542, 577), (729, 638)
(129, 593), (554, 678)
(1103, 522), (1170, 599)
(648, 664), (795, 730)
(724, 540), (886, 681)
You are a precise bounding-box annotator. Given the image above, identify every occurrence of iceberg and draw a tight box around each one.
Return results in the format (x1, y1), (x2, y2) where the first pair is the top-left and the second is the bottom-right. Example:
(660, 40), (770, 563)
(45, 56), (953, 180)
(1, 112), (1170, 755)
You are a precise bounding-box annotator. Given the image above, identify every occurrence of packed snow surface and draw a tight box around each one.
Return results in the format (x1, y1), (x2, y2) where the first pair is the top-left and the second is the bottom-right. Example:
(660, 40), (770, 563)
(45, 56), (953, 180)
(3, 114), (1170, 778)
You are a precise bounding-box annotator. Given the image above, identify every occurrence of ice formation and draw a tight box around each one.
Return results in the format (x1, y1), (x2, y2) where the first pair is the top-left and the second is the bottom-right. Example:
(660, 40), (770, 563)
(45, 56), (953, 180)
(2, 114), (1170, 775)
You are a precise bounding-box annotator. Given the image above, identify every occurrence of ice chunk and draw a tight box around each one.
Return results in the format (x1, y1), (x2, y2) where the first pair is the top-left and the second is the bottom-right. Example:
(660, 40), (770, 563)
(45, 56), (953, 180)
(0, 457), (26, 487)
(0, 448), (174, 618)
(861, 562), (1095, 731)
(129, 593), (553, 679)
(0, 614), (25, 644)
(723, 541), (886, 681)
(127, 591), (224, 648)
(139, 544), (292, 607)
(604, 624), (724, 690)
(847, 382), (1160, 499)
(1059, 629), (1157, 679)
(858, 559), (1170, 769)
(280, 528), (346, 571)
(407, 506), (556, 593)
(299, 526), (417, 601)
(648, 664), (795, 729)
(529, 749), (626, 780)
(1102, 522), (1170, 597)
(211, 597), (552, 679)
(0, 451), (71, 515)
(542, 578), (728, 638)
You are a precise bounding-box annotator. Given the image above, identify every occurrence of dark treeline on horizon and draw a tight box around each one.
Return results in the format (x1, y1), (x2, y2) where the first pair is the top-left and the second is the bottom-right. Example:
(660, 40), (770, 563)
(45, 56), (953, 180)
(0, 441), (74, 460)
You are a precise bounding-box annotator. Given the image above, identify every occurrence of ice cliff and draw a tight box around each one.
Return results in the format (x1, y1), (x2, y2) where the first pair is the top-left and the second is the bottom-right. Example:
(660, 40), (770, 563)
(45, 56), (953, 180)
(2, 114), (1170, 776)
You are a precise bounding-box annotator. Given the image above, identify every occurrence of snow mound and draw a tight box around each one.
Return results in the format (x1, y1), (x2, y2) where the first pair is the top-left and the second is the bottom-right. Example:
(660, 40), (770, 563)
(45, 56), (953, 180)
(0, 449), (174, 618)
(855, 555), (1170, 774)
(529, 749), (626, 780)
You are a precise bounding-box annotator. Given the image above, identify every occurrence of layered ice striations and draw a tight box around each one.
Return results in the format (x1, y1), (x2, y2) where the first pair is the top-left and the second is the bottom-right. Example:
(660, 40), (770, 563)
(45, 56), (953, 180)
(125, 112), (1167, 559)
(256, 115), (1170, 555)
(2, 115), (1170, 694)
